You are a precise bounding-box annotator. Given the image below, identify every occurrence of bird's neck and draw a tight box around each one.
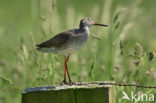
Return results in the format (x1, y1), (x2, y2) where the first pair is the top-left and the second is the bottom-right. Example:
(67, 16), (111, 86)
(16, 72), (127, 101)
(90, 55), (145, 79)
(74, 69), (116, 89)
(79, 26), (90, 35)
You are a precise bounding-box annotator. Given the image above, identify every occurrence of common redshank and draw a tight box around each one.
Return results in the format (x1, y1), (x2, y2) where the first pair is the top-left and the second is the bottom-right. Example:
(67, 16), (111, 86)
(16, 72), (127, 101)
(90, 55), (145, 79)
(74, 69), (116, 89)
(36, 17), (108, 85)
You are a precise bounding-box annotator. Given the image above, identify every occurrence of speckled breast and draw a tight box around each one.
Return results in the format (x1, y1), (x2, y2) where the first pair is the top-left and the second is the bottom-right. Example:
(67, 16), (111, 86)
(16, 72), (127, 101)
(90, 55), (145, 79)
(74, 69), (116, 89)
(54, 33), (89, 56)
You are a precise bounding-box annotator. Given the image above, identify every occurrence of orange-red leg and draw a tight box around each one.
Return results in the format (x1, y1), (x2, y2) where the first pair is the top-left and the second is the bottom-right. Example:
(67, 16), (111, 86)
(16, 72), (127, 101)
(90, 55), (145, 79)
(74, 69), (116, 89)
(65, 56), (71, 81)
(63, 56), (73, 85)
(62, 57), (67, 84)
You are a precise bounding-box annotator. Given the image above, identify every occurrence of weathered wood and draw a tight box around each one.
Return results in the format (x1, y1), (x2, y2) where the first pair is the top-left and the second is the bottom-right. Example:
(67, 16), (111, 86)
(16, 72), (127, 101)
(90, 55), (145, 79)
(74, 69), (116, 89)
(22, 82), (115, 103)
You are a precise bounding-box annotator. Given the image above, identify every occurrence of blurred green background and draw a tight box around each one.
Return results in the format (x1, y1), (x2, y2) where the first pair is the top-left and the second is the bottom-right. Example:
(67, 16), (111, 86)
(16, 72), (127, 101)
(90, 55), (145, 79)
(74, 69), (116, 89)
(0, 0), (156, 103)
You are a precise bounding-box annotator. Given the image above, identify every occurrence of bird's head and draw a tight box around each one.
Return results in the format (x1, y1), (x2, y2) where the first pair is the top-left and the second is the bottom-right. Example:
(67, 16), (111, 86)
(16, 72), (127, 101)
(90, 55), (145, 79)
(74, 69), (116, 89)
(79, 17), (108, 28)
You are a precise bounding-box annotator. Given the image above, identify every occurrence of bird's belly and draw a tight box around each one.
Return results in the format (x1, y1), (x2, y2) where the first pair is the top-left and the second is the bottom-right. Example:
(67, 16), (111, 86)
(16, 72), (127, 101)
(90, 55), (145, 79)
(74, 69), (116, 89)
(57, 41), (86, 56)
(55, 47), (79, 56)
(37, 45), (83, 56)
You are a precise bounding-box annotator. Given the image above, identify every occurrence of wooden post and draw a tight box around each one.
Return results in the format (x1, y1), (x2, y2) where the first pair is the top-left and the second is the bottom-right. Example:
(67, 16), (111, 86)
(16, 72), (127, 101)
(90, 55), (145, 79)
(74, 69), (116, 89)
(22, 82), (115, 103)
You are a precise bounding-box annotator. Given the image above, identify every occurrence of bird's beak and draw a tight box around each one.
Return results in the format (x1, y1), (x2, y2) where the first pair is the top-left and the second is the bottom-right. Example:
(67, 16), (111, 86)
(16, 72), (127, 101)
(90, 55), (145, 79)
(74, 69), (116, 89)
(92, 21), (108, 27)
(93, 23), (108, 27)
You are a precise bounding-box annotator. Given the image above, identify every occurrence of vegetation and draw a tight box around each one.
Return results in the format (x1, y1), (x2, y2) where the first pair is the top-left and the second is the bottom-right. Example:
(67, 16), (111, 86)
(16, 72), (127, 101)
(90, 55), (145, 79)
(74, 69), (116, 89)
(0, 0), (156, 103)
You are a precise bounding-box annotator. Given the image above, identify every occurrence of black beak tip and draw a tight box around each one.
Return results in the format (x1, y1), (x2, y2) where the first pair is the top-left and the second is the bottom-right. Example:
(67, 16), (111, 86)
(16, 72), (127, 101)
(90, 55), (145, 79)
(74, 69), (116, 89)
(103, 24), (108, 27)
(94, 23), (108, 27)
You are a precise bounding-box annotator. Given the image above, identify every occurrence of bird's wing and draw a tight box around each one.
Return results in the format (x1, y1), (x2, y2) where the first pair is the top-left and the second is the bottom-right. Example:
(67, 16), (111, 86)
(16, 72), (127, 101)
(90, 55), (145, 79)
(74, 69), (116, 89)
(36, 31), (74, 48)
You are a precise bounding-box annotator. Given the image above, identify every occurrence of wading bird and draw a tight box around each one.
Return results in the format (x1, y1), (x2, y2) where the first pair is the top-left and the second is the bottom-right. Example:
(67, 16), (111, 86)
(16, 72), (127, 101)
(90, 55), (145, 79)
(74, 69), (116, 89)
(36, 17), (108, 85)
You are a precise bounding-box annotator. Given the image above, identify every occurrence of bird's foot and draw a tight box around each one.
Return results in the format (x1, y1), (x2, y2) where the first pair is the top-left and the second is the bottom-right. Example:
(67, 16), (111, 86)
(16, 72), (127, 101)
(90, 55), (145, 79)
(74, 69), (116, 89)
(69, 81), (74, 86)
(62, 80), (67, 85)
(61, 80), (75, 86)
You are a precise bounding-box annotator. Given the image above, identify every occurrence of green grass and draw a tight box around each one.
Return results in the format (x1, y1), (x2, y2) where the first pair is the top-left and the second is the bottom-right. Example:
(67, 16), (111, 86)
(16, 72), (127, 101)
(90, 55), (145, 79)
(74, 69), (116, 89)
(0, 0), (156, 103)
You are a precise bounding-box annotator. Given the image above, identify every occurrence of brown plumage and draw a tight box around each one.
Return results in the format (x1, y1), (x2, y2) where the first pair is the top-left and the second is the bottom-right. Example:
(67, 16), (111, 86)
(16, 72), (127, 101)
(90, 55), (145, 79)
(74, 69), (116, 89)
(36, 17), (108, 85)
(36, 32), (71, 48)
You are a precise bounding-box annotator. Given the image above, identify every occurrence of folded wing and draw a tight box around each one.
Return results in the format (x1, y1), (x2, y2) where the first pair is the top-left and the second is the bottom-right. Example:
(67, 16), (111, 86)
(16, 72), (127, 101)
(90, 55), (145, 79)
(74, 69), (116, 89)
(36, 32), (72, 48)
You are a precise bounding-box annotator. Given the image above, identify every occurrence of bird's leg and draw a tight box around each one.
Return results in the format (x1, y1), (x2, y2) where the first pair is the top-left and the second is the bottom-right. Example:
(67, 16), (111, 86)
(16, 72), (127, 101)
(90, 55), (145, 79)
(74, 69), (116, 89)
(62, 57), (67, 84)
(65, 56), (73, 85)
